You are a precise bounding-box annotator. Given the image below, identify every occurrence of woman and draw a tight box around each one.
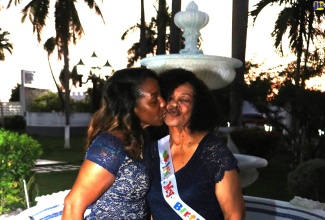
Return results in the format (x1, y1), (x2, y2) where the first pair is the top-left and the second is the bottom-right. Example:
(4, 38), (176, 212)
(62, 67), (166, 220)
(146, 68), (245, 220)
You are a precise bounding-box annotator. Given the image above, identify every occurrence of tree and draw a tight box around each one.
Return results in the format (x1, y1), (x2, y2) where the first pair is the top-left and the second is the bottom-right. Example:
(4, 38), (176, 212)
(251, 0), (325, 159)
(243, 55), (325, 168)
(169, 0), (182, 53)
(7, 0), (104, 148)
(43, 37), (64, 111)
(230, 0), (249, 126)
(251, 0), (325, 88)
(121, 6), (172, 67)
(0, 28), (13, 61)
(9, 83), (20, 101)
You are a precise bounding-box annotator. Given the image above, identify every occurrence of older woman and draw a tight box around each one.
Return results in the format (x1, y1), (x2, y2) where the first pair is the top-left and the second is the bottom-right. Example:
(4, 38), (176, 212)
(146, 68), (245, 220)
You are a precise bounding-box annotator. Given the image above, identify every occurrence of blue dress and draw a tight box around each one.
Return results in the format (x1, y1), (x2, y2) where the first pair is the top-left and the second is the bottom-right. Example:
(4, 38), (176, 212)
(146, 133), (238, 220)
(84, 133), (149, 220)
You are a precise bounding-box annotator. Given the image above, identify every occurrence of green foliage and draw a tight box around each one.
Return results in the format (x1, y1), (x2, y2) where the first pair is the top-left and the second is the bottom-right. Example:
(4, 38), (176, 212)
(230, 128), (283, 159)
(0, 129), (42, 214)
(3, 115), (26, 130)
(30, 91), (91, 112)
(30, 91), (62, 112)
(287, 159), (325, 202)
(9, 83), (20, 102)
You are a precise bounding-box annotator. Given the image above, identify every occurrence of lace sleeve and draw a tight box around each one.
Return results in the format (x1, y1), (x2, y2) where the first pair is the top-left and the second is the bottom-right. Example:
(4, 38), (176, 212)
(85, 133), (126, 175)
(201, 133), (238, 183)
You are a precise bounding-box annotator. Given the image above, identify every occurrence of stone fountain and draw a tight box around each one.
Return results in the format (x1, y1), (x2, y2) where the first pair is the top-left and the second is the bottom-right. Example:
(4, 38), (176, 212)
(141, 1), (267, 188)
(141, 1), (242, 90)
(12, 2), (269, 219)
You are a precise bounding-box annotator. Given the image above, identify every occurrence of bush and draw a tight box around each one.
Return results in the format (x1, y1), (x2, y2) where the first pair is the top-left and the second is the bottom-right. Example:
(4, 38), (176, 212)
(0, 129), (42, 214)
(230, 127), (283, 159)
(3, 115), (26, 130)
(287, 159), (325, 203)
(30, 91), (91, 112)
(30, 91), (62, 112)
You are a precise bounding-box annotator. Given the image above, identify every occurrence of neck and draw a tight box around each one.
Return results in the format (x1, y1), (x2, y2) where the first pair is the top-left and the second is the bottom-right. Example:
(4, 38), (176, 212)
(168, 127), (207, 148)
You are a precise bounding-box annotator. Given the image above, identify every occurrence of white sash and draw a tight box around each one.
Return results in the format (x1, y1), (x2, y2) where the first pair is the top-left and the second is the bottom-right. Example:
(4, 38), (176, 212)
(158, 135), (205, 220)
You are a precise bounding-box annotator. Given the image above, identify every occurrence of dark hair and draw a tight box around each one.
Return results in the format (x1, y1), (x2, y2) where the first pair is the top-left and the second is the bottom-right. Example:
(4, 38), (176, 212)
(86, 67), (159, 160)
(158, 68), (219, 132)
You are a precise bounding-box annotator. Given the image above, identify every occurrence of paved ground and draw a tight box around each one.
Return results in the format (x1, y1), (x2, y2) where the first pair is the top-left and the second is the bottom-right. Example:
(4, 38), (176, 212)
(31, 159), (80, 173)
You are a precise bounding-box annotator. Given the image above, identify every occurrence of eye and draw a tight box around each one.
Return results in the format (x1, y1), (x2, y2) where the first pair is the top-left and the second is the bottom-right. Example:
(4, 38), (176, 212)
(178, 98), (189, 103)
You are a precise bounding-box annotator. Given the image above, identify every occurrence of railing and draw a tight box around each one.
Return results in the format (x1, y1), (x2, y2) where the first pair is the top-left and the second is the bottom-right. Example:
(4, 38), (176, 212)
(0, 102), (22, 116)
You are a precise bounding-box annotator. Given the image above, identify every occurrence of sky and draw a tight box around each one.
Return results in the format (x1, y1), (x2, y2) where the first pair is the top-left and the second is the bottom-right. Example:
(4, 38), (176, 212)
(0, 0), (303, 102)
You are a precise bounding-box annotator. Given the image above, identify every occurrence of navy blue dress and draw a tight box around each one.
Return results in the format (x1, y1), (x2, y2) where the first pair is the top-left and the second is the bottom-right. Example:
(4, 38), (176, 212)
(84, 133), (149, 220)
(146, 133), (238, 220)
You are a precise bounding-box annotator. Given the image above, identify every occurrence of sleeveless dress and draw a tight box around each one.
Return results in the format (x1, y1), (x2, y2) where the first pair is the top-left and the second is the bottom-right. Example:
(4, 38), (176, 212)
(84, 133), (149, 220)
(146, 133), (238, 220)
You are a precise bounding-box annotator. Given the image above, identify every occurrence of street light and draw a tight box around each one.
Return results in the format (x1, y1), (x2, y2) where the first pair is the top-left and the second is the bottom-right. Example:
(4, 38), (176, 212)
(76, 51), (113, 111)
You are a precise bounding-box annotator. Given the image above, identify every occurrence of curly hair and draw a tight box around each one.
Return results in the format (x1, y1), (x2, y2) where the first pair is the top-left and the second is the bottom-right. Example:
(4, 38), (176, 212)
(158, 68), (219, 132)
(86, 67), (159, 160)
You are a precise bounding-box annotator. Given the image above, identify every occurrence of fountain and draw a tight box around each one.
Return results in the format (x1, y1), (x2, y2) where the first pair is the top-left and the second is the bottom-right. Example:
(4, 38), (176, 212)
(141, 1), (267, 188)
(13, 2), (271, 219)
(141, 1), (242, 90)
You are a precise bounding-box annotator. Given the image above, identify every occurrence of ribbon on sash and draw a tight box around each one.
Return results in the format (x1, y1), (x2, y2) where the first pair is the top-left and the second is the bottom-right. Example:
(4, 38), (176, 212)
(158, 135), (205, 220)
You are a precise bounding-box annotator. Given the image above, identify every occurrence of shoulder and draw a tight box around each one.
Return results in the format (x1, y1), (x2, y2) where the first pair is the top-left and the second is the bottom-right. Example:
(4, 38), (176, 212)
(88, 133), (125, 154)
(85, 133), (126, 174)
(199, 133), (238, 182)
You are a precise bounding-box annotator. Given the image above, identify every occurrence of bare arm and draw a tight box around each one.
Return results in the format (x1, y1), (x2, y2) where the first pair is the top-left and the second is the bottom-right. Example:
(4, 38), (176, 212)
(62, 159), (115, 220)
(215, 170), (245, 220)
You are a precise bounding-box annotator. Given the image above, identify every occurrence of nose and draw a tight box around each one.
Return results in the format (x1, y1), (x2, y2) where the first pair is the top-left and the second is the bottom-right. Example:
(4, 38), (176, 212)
(168, 99), (178, 108)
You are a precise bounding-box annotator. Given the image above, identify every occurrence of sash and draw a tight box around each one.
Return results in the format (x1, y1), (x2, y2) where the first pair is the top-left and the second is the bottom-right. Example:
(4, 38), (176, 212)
(158, 135), (205, 220)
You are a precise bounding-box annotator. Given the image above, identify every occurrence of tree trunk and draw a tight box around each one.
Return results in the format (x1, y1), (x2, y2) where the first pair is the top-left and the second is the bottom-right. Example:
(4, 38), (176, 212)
(140, 0), (147, 60)
(169, 0), (182, 54)
(157, 0), (167, 55)
(230, 0), (249, 126)
(63, 40), (70, 149)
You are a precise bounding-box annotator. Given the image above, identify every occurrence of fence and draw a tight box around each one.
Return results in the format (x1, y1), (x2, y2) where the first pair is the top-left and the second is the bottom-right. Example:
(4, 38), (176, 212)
(0, 102), (22, 116)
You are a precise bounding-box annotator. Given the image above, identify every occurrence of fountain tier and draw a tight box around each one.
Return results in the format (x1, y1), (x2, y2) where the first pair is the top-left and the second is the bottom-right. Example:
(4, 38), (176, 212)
(141, 54), (242, 89)
(141, 1), (242, 89)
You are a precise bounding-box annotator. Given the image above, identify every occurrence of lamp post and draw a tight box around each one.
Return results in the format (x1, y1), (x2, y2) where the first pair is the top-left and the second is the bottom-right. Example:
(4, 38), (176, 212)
(76, 52), (113, 112)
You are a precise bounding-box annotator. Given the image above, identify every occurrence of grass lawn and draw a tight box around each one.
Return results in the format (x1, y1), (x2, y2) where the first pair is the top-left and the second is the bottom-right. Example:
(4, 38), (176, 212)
(30, 135), (294, 204)
(244, 151), (293, 201)
(29, 135), (86, 202)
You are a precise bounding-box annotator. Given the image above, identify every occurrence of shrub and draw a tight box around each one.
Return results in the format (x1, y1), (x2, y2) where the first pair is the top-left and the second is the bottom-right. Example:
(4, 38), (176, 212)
(3, 115), (26, 130)
(30, 91), (62, 112)
(30, 91), (91, 112)
(287, 159), (325, 203)
(230, 127), (283, 159)
(0, 129), (42, 214)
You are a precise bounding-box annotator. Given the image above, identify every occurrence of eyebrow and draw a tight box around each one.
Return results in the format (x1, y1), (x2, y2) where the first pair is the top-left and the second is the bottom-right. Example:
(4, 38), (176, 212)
(138, 89), (159, 97)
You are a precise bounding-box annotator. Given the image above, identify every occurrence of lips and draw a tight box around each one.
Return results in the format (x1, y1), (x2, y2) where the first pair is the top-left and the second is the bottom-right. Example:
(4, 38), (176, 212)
(167, 107), (180, 117)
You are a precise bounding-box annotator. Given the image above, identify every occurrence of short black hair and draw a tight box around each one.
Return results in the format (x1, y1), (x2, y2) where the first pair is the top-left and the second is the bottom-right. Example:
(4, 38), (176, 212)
(158, 68), (219, 132)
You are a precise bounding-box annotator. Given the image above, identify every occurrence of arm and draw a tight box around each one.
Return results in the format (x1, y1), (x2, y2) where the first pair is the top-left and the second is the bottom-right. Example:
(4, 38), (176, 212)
(62, 159), (115, 220)
(215, 169), (245, 220)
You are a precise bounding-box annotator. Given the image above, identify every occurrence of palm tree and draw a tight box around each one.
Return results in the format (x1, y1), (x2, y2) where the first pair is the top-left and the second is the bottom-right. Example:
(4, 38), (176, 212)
(43, 37), (64, 111)
(8, 0), (104, 148)
(169, 0), (181, 53)
(140, 0), (147, 59)
(251, 0), (325, 87)
(230, 0), (249, 126)
(251, 0), (325, 165)
(0, 28), (13, 61)
(157, 0), (168, 55)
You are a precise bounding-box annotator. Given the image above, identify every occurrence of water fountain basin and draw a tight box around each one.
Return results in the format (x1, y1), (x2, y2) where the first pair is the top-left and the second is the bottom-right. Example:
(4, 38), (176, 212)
(234, 153), (268, 188)
(141, 54), (242, 89)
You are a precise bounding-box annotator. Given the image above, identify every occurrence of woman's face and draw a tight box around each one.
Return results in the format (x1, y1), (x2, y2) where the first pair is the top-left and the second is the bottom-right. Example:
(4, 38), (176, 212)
(164, 83), (194, 129)
(134, 78), (166, 128)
